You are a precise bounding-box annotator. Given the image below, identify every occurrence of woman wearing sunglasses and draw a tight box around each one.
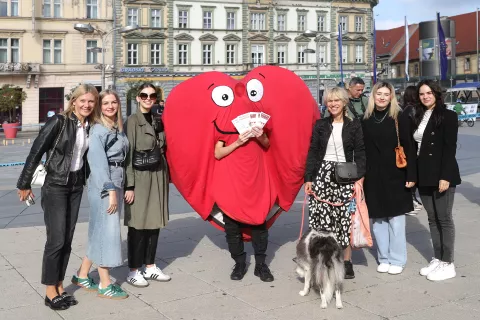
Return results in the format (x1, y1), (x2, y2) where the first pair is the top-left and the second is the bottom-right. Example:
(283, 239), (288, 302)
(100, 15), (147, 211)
(124, 83), (171, 287)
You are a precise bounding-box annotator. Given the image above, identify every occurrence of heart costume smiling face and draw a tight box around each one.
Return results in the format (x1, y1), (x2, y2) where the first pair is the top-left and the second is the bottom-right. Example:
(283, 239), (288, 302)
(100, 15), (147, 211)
(164, 66), (319, 232)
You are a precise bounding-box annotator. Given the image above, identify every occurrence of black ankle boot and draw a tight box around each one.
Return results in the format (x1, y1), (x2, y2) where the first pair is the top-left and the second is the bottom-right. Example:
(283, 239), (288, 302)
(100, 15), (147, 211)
(254, 263), (274, 282)
(230, 262), (247, 280)
(344, 260), (355, 279)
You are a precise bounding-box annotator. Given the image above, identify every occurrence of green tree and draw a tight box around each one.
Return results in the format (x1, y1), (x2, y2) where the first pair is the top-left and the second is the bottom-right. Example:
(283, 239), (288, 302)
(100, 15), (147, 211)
(0, 84), (27, 123)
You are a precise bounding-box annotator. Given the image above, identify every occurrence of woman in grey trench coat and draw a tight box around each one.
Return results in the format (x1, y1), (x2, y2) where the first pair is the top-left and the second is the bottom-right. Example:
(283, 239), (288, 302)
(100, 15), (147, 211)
(124, 83), (170, 288)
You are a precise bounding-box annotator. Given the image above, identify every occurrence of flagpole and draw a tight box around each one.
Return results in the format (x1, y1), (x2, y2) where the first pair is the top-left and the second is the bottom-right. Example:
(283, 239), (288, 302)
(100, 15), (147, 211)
(436, 12), (441, 81)
(476, 7), (479, 82)
(404, 16), (409, 90)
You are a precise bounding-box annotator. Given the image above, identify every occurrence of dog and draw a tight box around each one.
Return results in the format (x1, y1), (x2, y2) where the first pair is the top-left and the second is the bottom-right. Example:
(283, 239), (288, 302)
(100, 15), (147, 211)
(295, 229), (345, 309)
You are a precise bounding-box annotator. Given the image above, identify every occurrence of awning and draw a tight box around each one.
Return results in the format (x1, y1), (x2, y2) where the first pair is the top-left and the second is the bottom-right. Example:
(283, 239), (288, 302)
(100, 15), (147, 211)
(446, 82), (480, 92)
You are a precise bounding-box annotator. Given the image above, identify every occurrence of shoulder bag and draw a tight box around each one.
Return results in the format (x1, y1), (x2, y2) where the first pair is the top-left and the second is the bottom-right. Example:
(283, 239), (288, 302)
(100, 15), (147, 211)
(132, 120), (162, 171)
(31, 115), (67, 187)
(394, 118), (407, 168)
(332, 125), (359, 184)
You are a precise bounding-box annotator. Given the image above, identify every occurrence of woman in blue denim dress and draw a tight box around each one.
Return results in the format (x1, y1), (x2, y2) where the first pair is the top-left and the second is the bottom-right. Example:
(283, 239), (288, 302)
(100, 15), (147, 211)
(72, 90), (130, 299)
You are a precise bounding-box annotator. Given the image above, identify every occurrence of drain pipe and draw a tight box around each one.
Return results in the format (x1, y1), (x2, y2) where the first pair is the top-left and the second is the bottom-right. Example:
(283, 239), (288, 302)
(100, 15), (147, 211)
(112, 1), (117, 89)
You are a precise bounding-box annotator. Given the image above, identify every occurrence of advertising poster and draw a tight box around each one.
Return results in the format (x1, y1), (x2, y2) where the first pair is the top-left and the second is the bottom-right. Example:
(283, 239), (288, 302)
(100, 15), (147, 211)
(445, 38), (453, 59)
(421, 38), (436, 61)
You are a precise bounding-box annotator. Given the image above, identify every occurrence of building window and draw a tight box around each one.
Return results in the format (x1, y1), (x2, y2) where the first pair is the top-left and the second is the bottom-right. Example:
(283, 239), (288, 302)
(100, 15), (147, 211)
(226, 44), (235, 64)
(277, 44), (286, 64)
(178, 10), (188, 28)
(178, 44), (188, 65)
(11, 0), (18, 16)
(0, 39), (7, 63)
(355, 16), (363, 32)
(86, 40), (97, 64)
(319, 44), (326, 63)
(127, 8), (139, 26)
(54, 0), (61, 17)
(465, 57), (470, 71)
(340, 16), (348, 33)
(151, 43), (162, 65)
(298, 14), (306, 31)
(203, 11), (212, 29)
(414, 63), (419, 76)
(297, 45), (306, 64)
(317, 15), (326, 32)
(43, 0), (51, 17)
(43, 39), (62, 64)
(42, 0), (61, 17)
(277, 14), (286, 31)
(0, 38), (17, 63)
(39, 88), (64, 123)
(251, 13), (265, 30)
(227, 12), (235, 30)
(127, 43), (138, 65)
(202, 44), (212, 65)
(86, 0), (98, 19)
(0, 1), (6, 17)
(355, 45), (363, 63)
(151, 9), (161, 27)
(342, 45), (347, 63)
(251, 44), (264, 66)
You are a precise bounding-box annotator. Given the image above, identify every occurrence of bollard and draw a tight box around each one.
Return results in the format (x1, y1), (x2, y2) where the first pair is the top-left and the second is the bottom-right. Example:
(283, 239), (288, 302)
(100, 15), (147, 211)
(28, 139), (31, 144)
(11, 139), (14, 145)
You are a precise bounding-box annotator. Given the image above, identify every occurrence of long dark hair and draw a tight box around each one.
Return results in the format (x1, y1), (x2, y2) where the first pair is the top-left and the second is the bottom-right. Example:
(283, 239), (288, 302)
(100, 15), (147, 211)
(413, 80), (446, 130)
(137, 83), (157, 96)
(402, 85), (417, 109)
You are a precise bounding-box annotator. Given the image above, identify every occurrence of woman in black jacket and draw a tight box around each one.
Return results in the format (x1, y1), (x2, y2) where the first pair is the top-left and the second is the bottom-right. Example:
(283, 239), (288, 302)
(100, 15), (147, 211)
(304, 86), (366, 279)
(412, 80), (461, 282)
(362, 81), (416, 276)
(17, 84), (98, 310)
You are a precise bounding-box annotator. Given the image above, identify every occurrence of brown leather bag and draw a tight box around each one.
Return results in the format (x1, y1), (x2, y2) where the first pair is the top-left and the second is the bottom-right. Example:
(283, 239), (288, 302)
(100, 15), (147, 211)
(394, 118), (407, 168)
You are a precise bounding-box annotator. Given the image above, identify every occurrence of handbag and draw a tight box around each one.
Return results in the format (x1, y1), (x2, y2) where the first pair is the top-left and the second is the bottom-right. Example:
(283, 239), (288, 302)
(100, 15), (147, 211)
(394, 118), (407, 168)
(349, 179), (373, 249)
(331, 127), (359, 184)
(132, 140), (162, 171)
(31, 115), (66, 187)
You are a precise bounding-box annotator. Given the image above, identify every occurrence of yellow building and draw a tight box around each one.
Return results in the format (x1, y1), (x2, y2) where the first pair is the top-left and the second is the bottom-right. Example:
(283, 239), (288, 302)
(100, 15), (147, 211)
(0, 0), (113, 130)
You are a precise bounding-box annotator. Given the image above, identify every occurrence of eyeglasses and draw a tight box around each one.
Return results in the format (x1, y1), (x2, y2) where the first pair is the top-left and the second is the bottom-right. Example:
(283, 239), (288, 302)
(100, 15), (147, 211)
(138, 93), (158, 100)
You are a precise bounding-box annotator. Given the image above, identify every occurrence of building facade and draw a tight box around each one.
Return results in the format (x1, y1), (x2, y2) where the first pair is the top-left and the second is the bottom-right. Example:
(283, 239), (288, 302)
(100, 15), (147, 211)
(0, 0), (113, 129)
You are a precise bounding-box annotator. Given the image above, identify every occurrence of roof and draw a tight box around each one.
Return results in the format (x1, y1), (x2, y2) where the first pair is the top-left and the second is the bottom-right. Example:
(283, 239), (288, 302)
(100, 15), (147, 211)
(375, 25), (404, 56)
(390, 27), (419, 63)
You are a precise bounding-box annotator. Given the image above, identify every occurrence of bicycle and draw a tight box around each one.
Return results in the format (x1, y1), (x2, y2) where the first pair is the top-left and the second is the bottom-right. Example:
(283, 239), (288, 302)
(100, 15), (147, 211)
(458, 113), (474, 127)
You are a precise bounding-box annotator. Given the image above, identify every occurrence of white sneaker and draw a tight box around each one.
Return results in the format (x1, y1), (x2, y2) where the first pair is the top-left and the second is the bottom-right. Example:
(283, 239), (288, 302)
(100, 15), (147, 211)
(405, 210), (418, 216)
(143, 265), (171, 282)
(413, 200), (423, 211)
(419, 258), (441, 276)
(126, 270), (149, 287)
(427, 262), (456, 281)
(388, 265), (404, 275)
(377, 263), (390, 273)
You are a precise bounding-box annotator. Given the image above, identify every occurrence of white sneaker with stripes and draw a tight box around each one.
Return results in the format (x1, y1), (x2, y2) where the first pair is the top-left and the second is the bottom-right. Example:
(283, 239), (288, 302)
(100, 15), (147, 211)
(126, 270), (149, 287)
(143, 265), (171, 282)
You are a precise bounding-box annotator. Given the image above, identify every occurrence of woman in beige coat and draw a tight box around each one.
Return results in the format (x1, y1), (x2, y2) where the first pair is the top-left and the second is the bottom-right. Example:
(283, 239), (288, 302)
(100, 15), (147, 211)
(124, 83), (170, 287)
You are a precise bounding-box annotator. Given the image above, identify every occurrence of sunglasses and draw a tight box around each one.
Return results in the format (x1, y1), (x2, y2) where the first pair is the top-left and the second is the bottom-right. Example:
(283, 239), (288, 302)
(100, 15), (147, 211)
(138, 93), (158, 100)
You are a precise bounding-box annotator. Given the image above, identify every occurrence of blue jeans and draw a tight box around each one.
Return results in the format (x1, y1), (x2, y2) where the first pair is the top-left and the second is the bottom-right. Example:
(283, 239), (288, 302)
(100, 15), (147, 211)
(372, 215), (407, 267)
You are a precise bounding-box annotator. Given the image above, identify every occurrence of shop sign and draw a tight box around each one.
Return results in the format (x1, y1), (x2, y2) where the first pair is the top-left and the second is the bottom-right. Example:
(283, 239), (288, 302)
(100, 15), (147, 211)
(120, 67), (169, 73)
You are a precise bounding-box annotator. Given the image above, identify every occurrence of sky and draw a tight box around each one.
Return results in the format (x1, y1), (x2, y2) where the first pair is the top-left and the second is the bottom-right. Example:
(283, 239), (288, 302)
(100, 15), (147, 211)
(375, 0), (479, 30)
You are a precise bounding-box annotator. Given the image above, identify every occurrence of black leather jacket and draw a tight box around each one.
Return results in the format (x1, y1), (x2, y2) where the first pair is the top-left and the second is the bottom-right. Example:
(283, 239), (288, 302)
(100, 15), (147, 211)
(304, 116), (366, 182)
(17, 113), (90, 190)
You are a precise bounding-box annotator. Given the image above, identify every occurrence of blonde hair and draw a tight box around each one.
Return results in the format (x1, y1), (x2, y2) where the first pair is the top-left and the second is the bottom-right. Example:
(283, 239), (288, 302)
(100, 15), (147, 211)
(364, 81), (400, 120)
(63, 84), (99, 124)
(97, 89), (124, 132)
(324, 86), (350, 118)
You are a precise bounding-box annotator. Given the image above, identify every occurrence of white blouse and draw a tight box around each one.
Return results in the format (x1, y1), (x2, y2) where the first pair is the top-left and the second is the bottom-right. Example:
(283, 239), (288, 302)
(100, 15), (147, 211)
(324, 122), (346, 162)
(413, 109), (433, 155)
(70, 120), (89, 171)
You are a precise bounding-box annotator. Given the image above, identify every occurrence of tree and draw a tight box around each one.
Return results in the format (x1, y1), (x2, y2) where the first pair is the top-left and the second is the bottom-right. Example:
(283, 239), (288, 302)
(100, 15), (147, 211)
(0, 84), (27, 123)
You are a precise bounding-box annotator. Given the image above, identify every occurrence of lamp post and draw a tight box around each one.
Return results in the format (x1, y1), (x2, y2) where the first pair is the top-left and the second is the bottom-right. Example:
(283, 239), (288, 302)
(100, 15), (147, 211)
(303, 30), (321, 105)
(73, 23), (139, 90)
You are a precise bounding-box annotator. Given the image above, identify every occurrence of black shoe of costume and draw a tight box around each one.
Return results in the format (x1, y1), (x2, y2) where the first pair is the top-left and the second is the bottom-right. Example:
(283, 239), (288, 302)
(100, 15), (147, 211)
(44, 295), (69, 310)
(60, 292), (78, 306)
(344, 261), (355, 279)
(230, 262), (247, 281)
(254, 263), (274, 282)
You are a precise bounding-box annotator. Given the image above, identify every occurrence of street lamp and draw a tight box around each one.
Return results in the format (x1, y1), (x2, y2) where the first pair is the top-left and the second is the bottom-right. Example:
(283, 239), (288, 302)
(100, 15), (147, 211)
(303, 30), (322, 105)
(73, 24), (140, 90)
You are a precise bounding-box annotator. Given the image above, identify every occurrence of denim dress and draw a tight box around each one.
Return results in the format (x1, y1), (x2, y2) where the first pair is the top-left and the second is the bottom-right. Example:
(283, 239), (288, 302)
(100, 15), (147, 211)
(86, 124), (129, 267)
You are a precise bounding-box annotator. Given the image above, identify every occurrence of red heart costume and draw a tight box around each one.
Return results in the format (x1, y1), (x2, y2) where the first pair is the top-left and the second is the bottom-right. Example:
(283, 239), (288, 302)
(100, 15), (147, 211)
(163, 66), (319, 238)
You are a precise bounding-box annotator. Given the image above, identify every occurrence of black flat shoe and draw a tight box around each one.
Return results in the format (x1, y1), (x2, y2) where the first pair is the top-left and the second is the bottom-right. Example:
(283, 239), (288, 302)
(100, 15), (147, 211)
(254, 263), (274, 282)
(344, 261), (355, 279)
(230, 262), (247, 281)
(45, 295), (69, 310)
(60, 292), (78, 306)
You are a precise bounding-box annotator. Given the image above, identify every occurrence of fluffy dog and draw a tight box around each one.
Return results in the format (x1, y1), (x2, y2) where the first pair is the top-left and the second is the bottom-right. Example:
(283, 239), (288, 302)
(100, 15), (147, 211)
(295, 229), (345, 309)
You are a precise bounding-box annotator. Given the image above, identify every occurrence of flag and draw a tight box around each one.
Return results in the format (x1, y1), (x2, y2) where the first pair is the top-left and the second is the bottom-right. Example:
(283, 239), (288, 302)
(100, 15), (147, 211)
(437, 12), (448, 80)
(338, 23), (344, 86)
(373, 19), (377, 84)
(405, 16), (410, 81)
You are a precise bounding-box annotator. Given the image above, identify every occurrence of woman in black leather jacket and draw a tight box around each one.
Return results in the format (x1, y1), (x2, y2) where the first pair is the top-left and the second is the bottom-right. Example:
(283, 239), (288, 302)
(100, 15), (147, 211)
(304, 86), (366, 280)
(17, 84), (98, 310)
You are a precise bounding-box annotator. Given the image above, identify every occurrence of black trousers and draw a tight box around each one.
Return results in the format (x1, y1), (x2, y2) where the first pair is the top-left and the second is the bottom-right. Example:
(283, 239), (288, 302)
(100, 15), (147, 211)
(41, 171), (84, 285)
(419, 187), (456, 263)
(223, 214), (268, 265)
(127, 227), (160, 269)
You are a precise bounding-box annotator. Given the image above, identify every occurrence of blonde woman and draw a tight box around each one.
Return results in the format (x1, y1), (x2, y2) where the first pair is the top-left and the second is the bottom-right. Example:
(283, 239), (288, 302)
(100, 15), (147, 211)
(304, 86), (366, 279)
(17, 84), (98, 310)
(73, 90), (129, 299)
(362, 81), (416, 275)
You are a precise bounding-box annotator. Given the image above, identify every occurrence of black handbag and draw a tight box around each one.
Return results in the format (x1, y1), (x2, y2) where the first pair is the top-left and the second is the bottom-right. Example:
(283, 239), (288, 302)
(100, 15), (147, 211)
(132, 131), (162, 171)
(332, 128), (359, 184)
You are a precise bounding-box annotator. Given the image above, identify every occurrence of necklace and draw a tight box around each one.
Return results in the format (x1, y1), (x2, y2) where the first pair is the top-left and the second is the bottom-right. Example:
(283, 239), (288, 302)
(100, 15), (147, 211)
(373, 109), (388, 123)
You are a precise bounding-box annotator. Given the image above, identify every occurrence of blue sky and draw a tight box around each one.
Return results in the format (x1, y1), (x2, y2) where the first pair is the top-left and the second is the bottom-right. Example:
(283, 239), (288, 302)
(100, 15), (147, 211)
(375, 0), (479, 30)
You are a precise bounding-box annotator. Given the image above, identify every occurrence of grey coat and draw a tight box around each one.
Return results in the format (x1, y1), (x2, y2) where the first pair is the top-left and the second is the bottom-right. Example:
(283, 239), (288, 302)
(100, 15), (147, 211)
(124, 112), (169, 230)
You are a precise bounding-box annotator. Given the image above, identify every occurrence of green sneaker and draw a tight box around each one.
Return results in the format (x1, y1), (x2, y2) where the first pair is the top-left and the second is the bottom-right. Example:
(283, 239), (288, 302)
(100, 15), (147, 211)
(98, 284), (129, 300)
(71, 274), (98, 291)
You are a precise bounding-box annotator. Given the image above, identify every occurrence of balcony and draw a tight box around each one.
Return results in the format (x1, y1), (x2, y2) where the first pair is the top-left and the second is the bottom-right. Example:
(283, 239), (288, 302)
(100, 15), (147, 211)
(0, 63), (40, 74)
